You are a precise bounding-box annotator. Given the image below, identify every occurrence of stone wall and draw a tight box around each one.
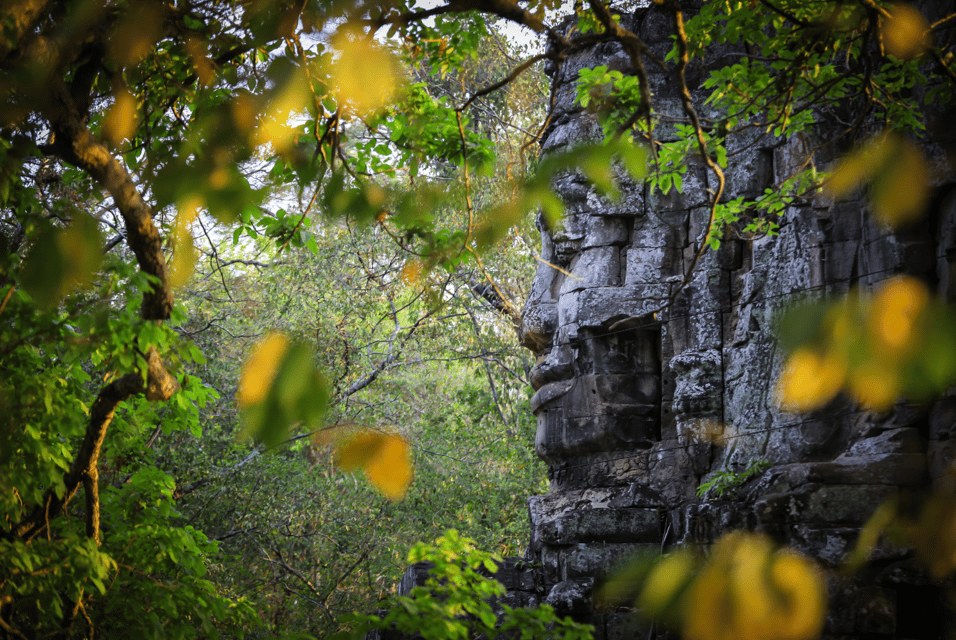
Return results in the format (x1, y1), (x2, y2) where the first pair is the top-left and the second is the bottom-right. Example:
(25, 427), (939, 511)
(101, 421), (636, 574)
(513, 4), (956, 639)
(375, 4), (956, 639)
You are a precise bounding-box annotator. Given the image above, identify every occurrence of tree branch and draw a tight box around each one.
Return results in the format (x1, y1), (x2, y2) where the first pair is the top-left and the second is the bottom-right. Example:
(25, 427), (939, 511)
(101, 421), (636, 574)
(10, 348), (177, 542)
(658, 0), (726, 304)
(43, 71), (173, 319)
(12, 373), (142, 541)
(588, 0), (658, 147)
(0, 0), (53, 61)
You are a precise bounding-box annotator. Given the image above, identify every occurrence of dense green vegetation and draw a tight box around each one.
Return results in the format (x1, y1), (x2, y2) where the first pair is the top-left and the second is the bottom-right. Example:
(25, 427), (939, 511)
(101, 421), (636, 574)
(1, 0), (955, 638)
(159, 212), (551, 636)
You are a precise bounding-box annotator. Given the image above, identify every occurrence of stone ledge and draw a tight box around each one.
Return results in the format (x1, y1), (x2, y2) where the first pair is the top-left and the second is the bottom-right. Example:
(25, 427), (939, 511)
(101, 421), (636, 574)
(533, 507), (661, 545)
(753, 483), (898, 526)
(779, 454), (928, 487)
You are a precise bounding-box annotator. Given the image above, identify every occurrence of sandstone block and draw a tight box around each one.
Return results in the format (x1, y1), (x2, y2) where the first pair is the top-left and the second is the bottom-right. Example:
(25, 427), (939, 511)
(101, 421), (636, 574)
(560, 247), (621, 294)
(583, 216), (630, 248)
(545, 579), (594, 616)
(534, 508), (661, 545)
(561, 543), (659, 581)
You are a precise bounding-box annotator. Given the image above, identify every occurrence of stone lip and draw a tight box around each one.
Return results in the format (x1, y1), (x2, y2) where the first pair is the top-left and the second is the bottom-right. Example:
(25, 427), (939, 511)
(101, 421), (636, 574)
(530, 379), (574, 413)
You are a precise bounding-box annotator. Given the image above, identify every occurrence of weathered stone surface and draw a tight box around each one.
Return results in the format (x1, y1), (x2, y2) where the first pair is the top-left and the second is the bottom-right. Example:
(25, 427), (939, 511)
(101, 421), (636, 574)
(511, 6), (956, 636)
(826, 579), (898, 635)
(386, 4), (956, 638)
(561, 543), (659, 580)
(583, 216), (630, 248)
(534, 508), (661, 545)
(754, 484), (899, 525)
(545, 579), (594, 616)
(560, 247), (621, 294)
(570, 285), (672, 328)
(778, 454), (928, 487)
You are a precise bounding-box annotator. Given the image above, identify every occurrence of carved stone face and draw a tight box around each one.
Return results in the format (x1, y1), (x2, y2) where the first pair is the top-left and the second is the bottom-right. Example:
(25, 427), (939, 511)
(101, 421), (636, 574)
(518, 24), (701, 488)
(520, 164), (678, 477)
(517, 8), (956, 636)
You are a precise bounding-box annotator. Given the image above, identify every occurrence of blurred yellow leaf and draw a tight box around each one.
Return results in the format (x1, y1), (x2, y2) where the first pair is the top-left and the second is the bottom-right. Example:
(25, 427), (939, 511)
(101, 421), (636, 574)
(825, 134), (893, 199)
(254, 68), (310, 152)
(729, 535), (775, 639)
(910, 495), (956, 579)
(103, 89), (138, 146)
(870, 136), (930, 226)
(109, 2), (162, 68)
(168, 199), (199, 289)
(185, 36), (216, 87)
(775, 347), (846, 411)
(826, 132), (930, 227)
(637, 551), (695, 615)
(882, 3), (931, 60)
(849, 494), (956, 579)
(846, 498), (899, 571)
(868, 275), (928, 352)
(476, 200), (524, 250)
(231, 92), (259, 134)
(684, 564), (733, 640)
(58, 213), (104, 291)
(21, 213), (104, 309)
(769, 550), (827, 640)
(336, 431), (413, 500)
(237, 338), (329, 447)
(400, 260), (423, 286)
(328, 26), (400, 114)
(238, 332), (290, 407)
(848, 361), (900, 410)
(685, 532), (826, 640)
(779, 275), (956, 413)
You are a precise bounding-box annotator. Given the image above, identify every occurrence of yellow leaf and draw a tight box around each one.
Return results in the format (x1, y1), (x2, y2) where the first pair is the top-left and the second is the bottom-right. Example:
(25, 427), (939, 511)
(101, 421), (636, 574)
(185, 36), (216, 87)
(911, 496), (956, 579)
(775, 348), (846, 412)
(103, 89), (138, 146)
(684, 565), (734, 640)
(328, 26), (400, 114)
(868, 275), (929, 352)
(168, 199), (199, 289)
(685, 533), (826, 640)
(847, 498), (898, 571)
(254, 68), (310, 152)
(109, 2), (162, 68)
(231, 92), (259, 134)
(336, 431), (413, 500)
(238, 332), (290, 407)
(400, 260), (423, 286)
(824, 133), (893, 200)
(57, 213), (103, 293)
(871, 136), (930, 226)
(769, 550), (827, 640)
(638, 551), (695, 614)
(729, 535), (775, 640)
(883, 3), (931, 61)
(847, 361), (900, 411)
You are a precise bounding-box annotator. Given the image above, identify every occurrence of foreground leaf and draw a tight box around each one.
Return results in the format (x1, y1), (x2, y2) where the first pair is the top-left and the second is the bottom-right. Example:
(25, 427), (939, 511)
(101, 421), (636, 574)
(336, 431), (413, 500)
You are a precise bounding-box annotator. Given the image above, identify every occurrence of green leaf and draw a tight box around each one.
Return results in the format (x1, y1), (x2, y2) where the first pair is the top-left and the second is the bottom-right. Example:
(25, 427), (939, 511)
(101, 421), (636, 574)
(20, 215), (103, 310)
(238, 335), (329, 448)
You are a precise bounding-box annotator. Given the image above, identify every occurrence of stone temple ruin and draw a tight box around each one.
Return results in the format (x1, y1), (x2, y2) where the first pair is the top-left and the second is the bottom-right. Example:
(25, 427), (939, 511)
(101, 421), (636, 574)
(389, 3), (956, 638)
